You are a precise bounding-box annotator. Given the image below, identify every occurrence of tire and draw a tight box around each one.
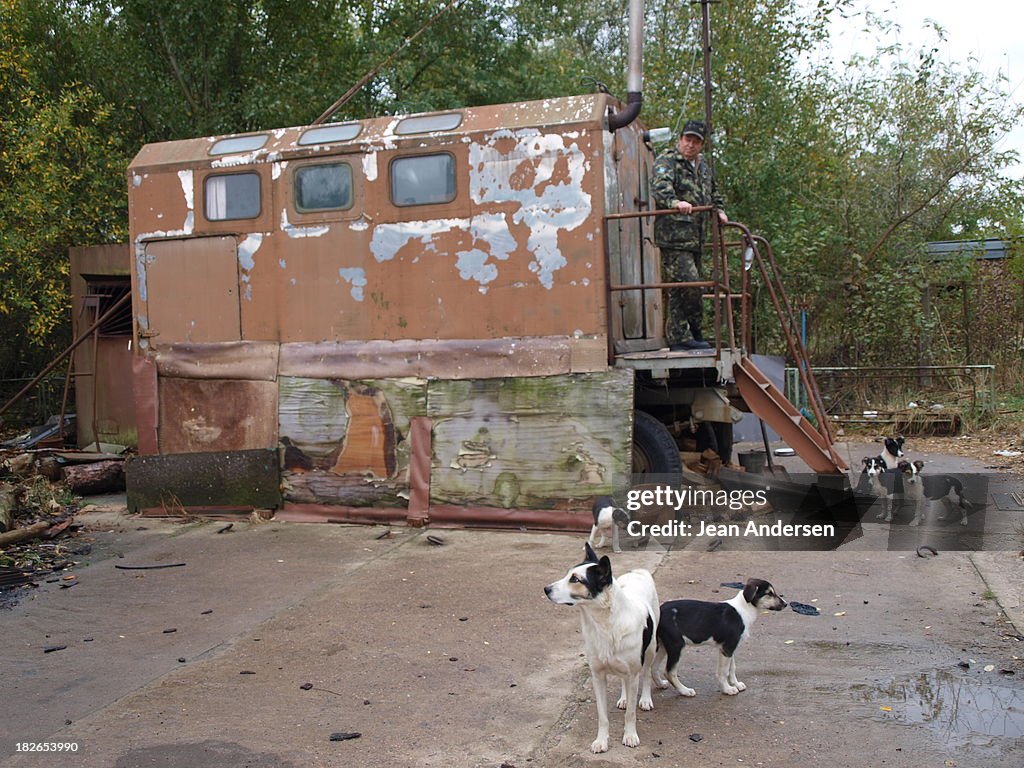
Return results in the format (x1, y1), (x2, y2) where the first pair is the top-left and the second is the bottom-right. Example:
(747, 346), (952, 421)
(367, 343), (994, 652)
(632, 410), (683, 477)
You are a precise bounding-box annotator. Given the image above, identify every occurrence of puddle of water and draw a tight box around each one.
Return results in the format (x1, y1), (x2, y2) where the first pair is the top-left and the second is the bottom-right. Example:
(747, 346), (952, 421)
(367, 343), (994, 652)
(854, 671), (1024, 747)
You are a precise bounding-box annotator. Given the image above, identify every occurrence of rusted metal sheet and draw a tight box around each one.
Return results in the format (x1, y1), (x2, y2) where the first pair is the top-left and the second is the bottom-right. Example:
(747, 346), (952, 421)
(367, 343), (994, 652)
(140, 237), (241, 346)
(126, 449), (280, 513)
(131, 355), (159, 455)
(129, 97), (610, 346)
(158, 378), (278, 454)
(155, 341), (279, 380)
(427, 370), (634, 509)
(278, 337), (606, 381)
(407, 416), (432, 525)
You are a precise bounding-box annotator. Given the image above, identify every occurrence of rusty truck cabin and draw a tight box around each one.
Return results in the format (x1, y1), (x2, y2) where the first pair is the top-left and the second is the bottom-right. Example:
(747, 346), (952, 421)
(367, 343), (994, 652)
(125, 92), (841, 526)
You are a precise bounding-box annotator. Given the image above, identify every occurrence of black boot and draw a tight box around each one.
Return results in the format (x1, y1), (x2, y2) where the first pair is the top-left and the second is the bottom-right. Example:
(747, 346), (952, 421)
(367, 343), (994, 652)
(689, 320), (704, 342)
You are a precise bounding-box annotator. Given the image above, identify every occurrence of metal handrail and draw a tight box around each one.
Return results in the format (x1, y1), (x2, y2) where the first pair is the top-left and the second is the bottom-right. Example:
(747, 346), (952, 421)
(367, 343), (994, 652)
(603, 206), (841, 461)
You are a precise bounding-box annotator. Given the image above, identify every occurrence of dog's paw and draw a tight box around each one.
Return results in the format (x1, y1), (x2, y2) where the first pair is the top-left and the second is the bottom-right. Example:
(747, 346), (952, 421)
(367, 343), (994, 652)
(673, 683), (696, 697)
(875, 511), (884, 519)
(622, 731), (640, 749)
(590, 737), (609, 754)
(639, 695), (654, 711)
(733, 681), (747, 692)
(909, 519), (920, 527)
(615, 695), (627, 710)
(960, 517), (969, 526)
(883, 514), (893, 522)
(721, 684), (741, 695)
(654, 676), (669, 689)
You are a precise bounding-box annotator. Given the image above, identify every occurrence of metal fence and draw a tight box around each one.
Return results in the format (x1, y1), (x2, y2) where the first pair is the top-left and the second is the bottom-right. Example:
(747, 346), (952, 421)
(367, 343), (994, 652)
(785, 365), (996, 435)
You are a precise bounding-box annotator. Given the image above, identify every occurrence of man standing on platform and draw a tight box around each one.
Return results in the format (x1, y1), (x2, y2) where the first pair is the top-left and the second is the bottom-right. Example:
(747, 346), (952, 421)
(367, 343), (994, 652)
(651, 119), (727, 351)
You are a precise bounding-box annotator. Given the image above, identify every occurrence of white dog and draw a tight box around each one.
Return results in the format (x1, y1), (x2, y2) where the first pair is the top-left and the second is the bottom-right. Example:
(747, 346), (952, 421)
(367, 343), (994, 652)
(545, 543), (659, 753)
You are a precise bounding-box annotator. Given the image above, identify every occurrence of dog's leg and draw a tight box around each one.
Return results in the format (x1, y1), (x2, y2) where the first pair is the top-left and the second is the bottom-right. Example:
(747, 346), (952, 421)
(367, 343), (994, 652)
(883, 495), (893, 523)
(717, 652), (741, 695)
(638, 647), (655, 711)
(664, 643), (696, 697)
(725, 655), (746, 693)
(589, 668), (610, 753)
(621, 672), (641, 748)
(909, 501), (923, 526)
(616, 678), (628, 710)
(653, 646), (669, 689)
(937, 496), (952, 521)
(611, 523), (622, 553)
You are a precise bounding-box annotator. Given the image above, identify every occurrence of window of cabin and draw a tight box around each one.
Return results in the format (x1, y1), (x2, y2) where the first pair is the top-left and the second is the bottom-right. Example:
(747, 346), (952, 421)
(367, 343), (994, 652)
(209, 134), (268, 155)
(294, 163), (353, 212)
(205, 172), (261, 221)
(390, 153), (456, 207)
(395, 113), (462, 135)
(83, 277), (132, 336)
(298, 123), (361, 146)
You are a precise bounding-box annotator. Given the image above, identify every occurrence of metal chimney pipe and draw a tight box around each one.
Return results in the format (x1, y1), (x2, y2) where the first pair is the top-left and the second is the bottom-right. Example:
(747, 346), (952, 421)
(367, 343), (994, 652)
(608, 0), (644, 131)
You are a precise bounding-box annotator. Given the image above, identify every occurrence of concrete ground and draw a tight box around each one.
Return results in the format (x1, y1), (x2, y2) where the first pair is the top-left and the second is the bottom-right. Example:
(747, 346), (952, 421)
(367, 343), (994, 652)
(1, 440), (1022, 768)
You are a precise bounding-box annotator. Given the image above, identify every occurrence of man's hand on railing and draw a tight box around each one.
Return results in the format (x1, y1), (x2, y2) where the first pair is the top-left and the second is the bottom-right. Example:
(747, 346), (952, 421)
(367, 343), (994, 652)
(673, 200), (693, 214)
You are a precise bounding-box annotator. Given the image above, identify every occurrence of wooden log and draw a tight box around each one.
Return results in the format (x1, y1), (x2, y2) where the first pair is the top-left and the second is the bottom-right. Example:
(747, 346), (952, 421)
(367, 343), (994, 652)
(0, 482), (15, 533)
(63, 460), (125, 495)
(0, 521), (50, 548)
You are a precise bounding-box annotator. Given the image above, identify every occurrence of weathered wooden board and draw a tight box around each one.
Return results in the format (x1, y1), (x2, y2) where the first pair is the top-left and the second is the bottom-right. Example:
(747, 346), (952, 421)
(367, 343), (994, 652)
(427, 370), (634, 508)
(279, 377), (427, 505)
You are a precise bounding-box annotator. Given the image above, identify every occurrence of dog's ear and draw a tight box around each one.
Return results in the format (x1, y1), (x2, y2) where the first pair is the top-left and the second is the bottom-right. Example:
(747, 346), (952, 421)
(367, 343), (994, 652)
(584, 542), (599, 563)
(742, 579), (760, 604)
(594, 555), (613, 589)
(861, 457), (870, 467)
(897, 460), (909, 473)
(914, 460), (924, 471)
(878, 456), (888, 469)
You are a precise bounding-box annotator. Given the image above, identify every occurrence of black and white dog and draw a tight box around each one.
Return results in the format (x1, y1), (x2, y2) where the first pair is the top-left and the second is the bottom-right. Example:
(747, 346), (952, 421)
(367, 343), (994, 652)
(898, 459), (972, 526)
(654, 578), (787, 697)
(882, 436), (905, 468)
(859, 456), (896, 522)
(588, 495), (631, 553)
(545, 543), (659, 753)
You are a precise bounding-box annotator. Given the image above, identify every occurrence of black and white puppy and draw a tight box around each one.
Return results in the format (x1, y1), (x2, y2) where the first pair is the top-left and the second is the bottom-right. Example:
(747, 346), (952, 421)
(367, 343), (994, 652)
(545, 543), (659, 753)
(655, 578), (787, 697)
(589, 495), (632, 553)
(898, 459), (972, 526)
(882, 436), (905, 467)
(860, 456), (895, 521)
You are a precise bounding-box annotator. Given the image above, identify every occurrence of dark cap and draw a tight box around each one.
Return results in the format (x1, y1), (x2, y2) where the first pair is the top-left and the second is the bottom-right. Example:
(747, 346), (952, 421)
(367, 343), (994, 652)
(681, 119), (706, 140)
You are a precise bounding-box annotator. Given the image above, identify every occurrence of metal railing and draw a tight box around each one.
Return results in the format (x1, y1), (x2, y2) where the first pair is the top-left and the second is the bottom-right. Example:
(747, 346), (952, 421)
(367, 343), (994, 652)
(603, 206), (838, 452)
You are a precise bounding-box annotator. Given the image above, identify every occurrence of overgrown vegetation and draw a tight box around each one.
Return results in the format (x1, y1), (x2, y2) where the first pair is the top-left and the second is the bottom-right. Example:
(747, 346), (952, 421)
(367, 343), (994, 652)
(1, 0), (1021, 416)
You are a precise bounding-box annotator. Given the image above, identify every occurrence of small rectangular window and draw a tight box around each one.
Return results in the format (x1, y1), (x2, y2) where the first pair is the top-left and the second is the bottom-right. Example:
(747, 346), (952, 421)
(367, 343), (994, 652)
(295, 163), (353, 212)
(390, 153), (456, 207)
(395, 113), (462, 135)
(210, 134), (268, 155)
(205, 173), (261, 221)
(298, 124), (361, 146)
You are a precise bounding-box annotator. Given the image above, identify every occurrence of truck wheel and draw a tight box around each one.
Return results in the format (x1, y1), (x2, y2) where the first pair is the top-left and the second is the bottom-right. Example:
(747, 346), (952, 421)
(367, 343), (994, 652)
(632, 410), (683, 476)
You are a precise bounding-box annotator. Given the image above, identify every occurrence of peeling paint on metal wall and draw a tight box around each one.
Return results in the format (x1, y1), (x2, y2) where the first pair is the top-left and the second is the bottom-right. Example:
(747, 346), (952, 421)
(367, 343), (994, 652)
(469, 129), (591, 289)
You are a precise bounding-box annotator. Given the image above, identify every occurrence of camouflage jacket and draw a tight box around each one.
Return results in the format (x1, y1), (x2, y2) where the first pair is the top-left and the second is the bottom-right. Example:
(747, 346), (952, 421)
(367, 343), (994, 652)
(651, 149), (724, 251)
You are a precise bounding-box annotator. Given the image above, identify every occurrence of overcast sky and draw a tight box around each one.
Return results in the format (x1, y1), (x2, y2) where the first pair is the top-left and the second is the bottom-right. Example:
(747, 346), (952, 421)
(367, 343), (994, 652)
(809, 0), (1024, 178)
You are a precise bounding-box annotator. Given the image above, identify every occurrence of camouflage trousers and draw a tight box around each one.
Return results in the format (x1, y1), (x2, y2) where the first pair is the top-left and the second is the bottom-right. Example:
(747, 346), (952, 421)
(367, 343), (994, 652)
(660, 248), (703, 345)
